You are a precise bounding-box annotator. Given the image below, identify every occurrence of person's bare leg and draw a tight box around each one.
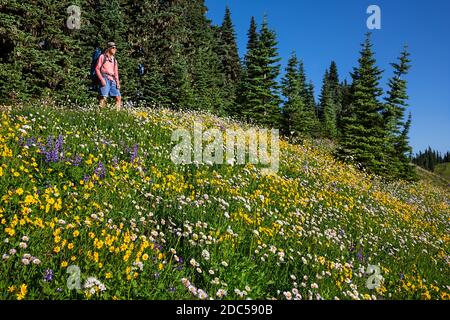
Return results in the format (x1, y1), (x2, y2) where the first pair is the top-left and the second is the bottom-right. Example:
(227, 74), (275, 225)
(99, 97), (107, 109)
(115, 96), (122, 111)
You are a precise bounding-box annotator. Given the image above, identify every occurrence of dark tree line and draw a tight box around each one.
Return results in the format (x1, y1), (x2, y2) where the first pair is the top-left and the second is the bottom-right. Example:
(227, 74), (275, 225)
(413, 148), (450, 172)
(0, 1), (418, 180)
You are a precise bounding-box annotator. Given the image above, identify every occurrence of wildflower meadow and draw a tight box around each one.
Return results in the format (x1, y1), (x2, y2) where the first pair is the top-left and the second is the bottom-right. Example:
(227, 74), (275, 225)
(0, 105), (449, 300)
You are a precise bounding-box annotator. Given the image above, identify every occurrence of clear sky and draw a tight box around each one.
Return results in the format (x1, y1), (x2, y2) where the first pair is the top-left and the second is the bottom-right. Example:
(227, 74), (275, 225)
(205, 0), (450, 155)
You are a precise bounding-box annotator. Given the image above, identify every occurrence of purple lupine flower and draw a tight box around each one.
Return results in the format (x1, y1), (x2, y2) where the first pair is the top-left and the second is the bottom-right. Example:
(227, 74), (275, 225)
(112, 157), (119, 165)
(42, 135), (64, 163)
(25, 138), (36, 147)
(44, 135), (54, 162)
(83, 175), (90, 183)
(48, 136), (59, 162)
(43, 269), (54, 282)
(131, 144), (138, 163)
(55, 134), (64, 161)
(71, 155), (82, 166)
(94, 161), (106, 179)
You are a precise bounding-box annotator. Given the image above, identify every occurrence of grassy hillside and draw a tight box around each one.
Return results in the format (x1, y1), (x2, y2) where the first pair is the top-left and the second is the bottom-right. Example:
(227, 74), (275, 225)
(416, 165), (450, 191)
(0, 105), (449, 300)
(434, 163), (450, 184)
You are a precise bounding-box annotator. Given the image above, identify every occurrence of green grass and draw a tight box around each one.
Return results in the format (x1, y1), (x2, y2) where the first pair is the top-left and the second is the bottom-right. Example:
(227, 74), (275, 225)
(434, 163), (450, 183)
(416, 165), (450, 190)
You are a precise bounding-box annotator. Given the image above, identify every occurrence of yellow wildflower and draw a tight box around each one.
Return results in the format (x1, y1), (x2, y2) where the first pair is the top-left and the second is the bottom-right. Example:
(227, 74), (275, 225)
(16, 284), (27, 300)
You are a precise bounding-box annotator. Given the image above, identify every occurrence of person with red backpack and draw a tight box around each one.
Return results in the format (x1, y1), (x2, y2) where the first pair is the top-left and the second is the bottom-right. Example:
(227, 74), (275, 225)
(95, 42), (121, 110)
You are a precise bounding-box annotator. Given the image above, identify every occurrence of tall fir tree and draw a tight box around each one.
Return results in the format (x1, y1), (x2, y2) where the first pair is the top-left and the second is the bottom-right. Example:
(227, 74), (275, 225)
(121, 0), (165, 104)
(235, 16), (258, 119)
(245, 16), (259, 64)
(182, 0), (224, 113)
(384, 46), (416, 180)
(281, 53), (301, 134)
(240, 16), (282, 128)
(294, 61), (319, 135)
(281, 52), (315, 136)
(217, 7), (241, 84)
(327, 61), (342, 135)
(384, 47), (411, 134)
(339, 33), (389, 175)
(338, 79), (352, 135)
(396, 113), (417, 179)
(319, 68), (338, 137)
(298, 61), (308, 109)
(216, 6), (241, 115)
(305, 81), (320, 136)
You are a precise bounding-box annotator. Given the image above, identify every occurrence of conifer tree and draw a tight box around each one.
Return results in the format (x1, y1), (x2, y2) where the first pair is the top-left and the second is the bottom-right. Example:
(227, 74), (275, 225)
(317, 69), (329, 121)
(218, 7), (241, 85)
(216, 6), (241, 115)
(305, 81), (320, 135)
(121, 0), (161, 104)
(339, 33), (389, 174)
(319, 69), (338, 137)
(384, 47), (411, 134)
(396, 113), (417, 179)
(328, 61), (341, 104)
(0, 0), (88, 103)
(338, 80), (352, 135)
(181, 0), (224, 113)
(297, 61), (308, 108)
(327, 61), (342, 134)
(281, 52), (308, 135)
(234, 17), (258, 119)
(240, 16), (282, 128)
(245, 17), (259, 62)
(236, 17), (258, 120)
(383, 46), (416, 179)
(282, 53), (301, 134)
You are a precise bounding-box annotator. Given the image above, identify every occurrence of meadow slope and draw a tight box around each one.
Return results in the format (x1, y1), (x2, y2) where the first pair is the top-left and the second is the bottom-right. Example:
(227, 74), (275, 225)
(0, 105), (449, 300)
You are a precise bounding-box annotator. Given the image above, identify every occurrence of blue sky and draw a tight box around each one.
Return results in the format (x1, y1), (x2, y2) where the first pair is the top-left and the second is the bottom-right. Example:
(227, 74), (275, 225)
(205, 0), (450, 155)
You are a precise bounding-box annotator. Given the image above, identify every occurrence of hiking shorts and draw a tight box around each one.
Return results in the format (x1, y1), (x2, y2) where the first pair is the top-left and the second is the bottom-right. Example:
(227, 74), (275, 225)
(99, 77), (121, 98)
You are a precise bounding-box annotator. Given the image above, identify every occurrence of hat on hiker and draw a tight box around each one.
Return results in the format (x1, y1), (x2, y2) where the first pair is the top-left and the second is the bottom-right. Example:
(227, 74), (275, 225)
(107, 42), (117, 49)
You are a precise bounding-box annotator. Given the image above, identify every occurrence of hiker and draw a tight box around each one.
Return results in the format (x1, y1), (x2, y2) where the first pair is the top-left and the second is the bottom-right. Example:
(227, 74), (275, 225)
(96, 42), (121, 110)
